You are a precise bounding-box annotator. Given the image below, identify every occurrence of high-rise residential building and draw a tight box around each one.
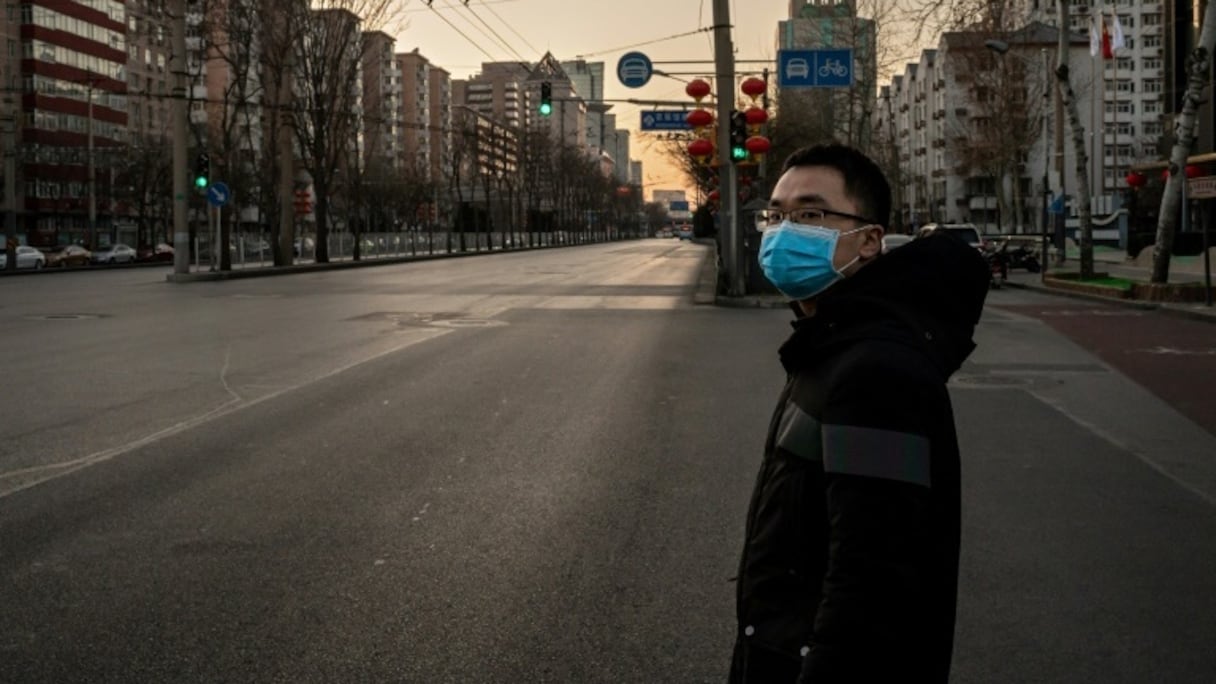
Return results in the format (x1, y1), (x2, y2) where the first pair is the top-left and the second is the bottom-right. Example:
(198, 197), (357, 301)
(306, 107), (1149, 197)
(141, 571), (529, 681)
(124, 1), (172, 142)
(396, 49), (434, 177)
(362, 31), (400, 173)
(1011, 1), (1176, 194)
(561, 58), (631, 179)
(13, 0), (129, 248)
(427, 64), (452, 186)
(876, 23), (1095, 233)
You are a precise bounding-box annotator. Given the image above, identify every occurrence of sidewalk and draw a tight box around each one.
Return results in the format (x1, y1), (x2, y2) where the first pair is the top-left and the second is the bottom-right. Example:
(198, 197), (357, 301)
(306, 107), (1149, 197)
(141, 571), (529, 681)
(1005, 245), (1216, 324)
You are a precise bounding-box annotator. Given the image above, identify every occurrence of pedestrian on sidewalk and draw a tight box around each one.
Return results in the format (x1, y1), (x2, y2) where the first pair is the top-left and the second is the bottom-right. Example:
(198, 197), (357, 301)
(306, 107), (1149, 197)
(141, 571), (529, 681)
(730, 143), (990, 683)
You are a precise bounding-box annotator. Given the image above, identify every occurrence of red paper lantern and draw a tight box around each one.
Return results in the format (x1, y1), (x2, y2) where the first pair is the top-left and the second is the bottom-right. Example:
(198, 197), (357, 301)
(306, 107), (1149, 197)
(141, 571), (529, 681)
(744, 106), (768, 127)
(1125, 171), (1146, 188)
(1186, 164), (1204, 178)
(745, 135), (771, 155)
(740, 77), (766, 98)
(685, 109), (713, 128)
(707, 189), (721, 202)
(687, 138), (713, 158)
(616, 185), (631, 197)
(685, 79), (711, 101)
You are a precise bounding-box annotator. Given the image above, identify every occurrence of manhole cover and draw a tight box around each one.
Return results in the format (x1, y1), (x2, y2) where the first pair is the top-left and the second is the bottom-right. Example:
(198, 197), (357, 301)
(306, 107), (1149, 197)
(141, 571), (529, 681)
(26, 314), (102, 321)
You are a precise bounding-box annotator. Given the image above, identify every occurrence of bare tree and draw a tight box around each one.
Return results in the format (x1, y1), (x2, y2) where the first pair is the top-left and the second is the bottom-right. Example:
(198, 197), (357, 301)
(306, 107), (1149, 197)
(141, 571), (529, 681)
(1151, 0), (1216, 284)
(1051, 0), (1095, 278)
(198, 0), (269, 269)
(291, 0), (398, 263)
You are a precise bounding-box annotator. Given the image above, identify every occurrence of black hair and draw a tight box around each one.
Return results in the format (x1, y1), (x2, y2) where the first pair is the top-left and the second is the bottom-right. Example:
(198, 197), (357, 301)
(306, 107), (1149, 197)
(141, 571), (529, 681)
(781, 143), (892, 229)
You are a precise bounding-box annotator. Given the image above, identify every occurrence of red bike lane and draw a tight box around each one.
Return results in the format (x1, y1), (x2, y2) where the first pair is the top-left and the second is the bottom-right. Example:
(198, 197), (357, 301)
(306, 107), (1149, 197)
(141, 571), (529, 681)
(995, 302), (1216, 437)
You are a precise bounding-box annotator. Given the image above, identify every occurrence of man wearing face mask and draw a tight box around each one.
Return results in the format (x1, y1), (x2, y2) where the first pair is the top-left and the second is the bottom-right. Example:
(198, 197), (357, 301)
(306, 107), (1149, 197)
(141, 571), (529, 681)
(729, 143), (990, 683)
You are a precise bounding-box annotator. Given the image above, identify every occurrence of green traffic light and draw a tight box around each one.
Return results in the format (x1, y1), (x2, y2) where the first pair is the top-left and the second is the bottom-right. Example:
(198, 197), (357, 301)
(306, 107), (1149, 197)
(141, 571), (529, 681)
(539, 102), (552, 116)
(731, 146), (748, 161)
(194, 176), (208, 189)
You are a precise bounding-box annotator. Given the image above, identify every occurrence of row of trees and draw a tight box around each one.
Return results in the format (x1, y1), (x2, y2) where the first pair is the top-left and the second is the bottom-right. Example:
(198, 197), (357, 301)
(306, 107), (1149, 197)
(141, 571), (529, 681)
(184, 0), (639, 270)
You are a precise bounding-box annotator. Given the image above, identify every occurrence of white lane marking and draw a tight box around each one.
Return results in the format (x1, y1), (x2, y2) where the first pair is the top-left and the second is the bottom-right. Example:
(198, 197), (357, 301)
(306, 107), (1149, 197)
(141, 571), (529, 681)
(1135, 346), (1216, 356)
(1028, 389), (1216, 508)
(0, 329), (451, 500)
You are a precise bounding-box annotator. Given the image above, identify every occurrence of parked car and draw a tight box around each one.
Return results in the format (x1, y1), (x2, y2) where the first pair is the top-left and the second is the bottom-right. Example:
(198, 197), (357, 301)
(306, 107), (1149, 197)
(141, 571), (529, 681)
(91, 243), (137, 264)
(916, 223), (984, 253)
(11, 245), (46, 269)
(293, 237), (315, 257)
(881, 234), (914, 253)
(136, 243), (175, 263)
(47, 244), (92, 268)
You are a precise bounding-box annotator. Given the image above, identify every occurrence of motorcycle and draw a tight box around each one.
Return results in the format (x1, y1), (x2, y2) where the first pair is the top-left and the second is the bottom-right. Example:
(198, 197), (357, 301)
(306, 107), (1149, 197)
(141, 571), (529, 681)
(986, 249), (1008, 289)
(1006, 244), (1041, 273)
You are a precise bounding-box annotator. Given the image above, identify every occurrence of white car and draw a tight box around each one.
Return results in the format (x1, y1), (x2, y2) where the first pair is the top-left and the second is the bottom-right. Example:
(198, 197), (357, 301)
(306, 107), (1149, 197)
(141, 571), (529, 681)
(91, 243), (137, 264)
(881, 234), (914, 253)
(10, 245), (46, 269)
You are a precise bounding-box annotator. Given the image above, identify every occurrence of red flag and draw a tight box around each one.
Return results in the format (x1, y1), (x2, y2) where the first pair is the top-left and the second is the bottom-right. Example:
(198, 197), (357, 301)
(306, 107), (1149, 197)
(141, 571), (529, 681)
(1101, 16), (1114, 59)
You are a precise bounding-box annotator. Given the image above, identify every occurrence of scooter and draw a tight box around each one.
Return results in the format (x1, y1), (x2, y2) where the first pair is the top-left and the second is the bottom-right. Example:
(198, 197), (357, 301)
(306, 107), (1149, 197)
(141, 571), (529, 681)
(986, 249), (1008, 289)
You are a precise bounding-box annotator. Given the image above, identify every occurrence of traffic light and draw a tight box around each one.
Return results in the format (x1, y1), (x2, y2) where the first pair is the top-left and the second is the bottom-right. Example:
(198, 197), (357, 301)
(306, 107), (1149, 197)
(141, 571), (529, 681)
(193, 153), (210, 190)
(729, 110), (748, 163)
(539, 81), (552, 116)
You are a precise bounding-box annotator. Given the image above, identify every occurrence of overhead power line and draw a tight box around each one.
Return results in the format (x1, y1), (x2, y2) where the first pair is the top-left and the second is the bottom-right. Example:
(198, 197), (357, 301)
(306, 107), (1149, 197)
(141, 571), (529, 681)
(574, 25), (723, 60)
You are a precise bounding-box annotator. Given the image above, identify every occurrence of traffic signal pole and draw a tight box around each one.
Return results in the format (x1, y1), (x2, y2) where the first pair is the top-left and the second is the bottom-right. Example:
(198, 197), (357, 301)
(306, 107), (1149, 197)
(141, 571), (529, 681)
(712, 0), (742, 296)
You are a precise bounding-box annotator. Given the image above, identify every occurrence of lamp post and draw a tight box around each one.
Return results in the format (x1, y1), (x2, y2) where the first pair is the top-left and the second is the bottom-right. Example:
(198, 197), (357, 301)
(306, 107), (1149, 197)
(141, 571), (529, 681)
(986, 39), (1052, 281)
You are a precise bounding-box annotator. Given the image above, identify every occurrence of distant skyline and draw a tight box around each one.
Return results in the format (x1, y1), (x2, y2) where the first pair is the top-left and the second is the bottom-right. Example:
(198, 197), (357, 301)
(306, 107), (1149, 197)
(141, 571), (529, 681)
(392, 0), (930, 201)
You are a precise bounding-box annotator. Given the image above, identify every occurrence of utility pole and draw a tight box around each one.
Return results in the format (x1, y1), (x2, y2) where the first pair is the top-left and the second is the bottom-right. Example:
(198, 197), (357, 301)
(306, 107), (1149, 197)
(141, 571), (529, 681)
(712, 0), (741, 296)
(2, 94), (16, 271)
(87, 80), (97, 250)
(172, 0), (190, 275)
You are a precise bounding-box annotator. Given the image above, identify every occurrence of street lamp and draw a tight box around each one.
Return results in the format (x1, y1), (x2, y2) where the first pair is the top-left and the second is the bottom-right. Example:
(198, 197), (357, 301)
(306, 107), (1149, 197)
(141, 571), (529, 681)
(986, 39), (1051, 280)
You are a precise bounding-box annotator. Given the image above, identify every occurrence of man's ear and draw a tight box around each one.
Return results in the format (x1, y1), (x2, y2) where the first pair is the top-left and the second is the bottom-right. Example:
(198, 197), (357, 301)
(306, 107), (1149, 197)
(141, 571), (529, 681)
(859, 226), (884, 259)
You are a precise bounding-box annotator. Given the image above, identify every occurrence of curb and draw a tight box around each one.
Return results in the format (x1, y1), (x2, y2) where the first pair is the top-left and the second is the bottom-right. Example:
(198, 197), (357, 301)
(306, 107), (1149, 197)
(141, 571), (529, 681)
(163, 241), (600, 283)
(1005, 278), (1216, 324)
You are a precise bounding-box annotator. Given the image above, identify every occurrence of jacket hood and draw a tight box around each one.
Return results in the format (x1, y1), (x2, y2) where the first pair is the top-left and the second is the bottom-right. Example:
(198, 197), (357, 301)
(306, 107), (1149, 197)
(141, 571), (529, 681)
(779, 233), (990, 377)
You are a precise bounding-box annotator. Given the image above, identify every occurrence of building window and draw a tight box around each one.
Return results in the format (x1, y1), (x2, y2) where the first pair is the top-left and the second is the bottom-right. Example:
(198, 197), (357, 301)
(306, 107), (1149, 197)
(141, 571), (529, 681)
(1143, 80), (1161, 94)
(1142, 13), (1160, 26)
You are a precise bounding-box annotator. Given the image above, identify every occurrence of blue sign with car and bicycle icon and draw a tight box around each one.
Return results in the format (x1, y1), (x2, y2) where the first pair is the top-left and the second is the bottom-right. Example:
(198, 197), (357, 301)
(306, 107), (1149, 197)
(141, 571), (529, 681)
(777, 49), (854, 88)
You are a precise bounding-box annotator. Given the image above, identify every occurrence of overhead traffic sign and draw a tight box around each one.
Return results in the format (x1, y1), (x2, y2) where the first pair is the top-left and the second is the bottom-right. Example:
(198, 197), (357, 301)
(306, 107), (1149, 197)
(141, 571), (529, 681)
(206, 181), (231, 208)
(777, 49), (854, 88)
(640, 110), (692, 131)
(617, 51), (653, 88)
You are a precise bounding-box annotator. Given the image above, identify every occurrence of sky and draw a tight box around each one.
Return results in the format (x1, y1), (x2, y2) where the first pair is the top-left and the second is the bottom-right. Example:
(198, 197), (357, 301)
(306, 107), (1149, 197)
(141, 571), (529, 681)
(388, 0), (794, 200)
(390, 0), (928, 201)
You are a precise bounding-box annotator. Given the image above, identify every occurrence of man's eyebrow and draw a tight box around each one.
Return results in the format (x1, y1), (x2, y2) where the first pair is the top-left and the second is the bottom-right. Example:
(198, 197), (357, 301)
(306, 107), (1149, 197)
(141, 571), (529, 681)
(769, 193), (829, 208)
(791, 193), (829, 205)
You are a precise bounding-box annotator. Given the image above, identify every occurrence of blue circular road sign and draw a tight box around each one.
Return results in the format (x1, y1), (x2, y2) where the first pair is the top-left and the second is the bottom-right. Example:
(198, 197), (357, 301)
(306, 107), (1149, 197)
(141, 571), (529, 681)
(617, 51), (653, 88)
(206, 181), (231, 208)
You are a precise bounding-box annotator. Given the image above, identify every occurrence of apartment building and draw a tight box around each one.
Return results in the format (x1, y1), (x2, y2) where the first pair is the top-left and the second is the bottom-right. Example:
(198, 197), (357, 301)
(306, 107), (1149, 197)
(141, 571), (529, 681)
(12, 0), (128, 248)
(397, 49), (435, 177)
(877, 23), (1096, 233)
(362, 31), (400, 174)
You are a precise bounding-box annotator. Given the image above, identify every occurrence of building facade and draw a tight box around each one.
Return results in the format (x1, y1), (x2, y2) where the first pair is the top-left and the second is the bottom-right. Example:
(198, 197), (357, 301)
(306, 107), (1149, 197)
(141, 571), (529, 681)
(13, 0), (129, 248)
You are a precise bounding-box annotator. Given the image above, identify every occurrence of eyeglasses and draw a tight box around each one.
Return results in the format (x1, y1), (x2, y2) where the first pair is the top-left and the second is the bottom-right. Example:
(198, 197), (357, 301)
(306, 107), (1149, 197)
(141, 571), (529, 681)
(755, 207), (877, 230)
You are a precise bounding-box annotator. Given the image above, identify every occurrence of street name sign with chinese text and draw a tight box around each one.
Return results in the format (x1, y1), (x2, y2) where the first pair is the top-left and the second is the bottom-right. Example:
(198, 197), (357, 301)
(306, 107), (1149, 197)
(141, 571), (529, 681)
(640, 110), (692, 131)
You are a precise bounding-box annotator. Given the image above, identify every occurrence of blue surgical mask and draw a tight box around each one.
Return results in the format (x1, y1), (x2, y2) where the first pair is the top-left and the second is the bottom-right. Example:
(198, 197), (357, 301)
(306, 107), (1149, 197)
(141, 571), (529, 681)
(759, 221), (869, 300)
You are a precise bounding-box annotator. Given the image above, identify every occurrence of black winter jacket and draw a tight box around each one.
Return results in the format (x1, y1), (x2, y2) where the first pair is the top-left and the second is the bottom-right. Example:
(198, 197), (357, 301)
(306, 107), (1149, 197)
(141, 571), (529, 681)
(730, 234), (990, 683)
